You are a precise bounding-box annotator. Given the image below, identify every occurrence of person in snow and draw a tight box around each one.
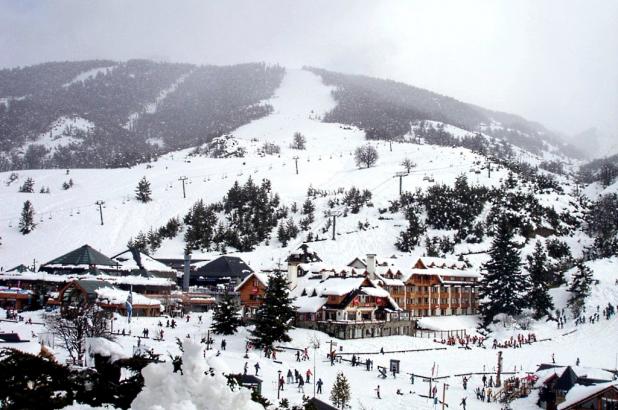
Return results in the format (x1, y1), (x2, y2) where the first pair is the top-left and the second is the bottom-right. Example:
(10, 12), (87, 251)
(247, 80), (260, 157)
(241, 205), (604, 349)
(244, 362), (248, 375)
(482, 374), (487, 387)
(287, 369), (293, 384)
(316, 378), (323, 394)
(410, 373), (415, 384)
(375, 385), (381, 399)
(460, 397), (467, 410)
(296, 350), (301, 362)
(278, 376), (285, 392)
(254, 362), (260, 376)
(306, 368), (312, 383)
(552, 353), (555, 364)
(221, 339), (226, 350)
(380, 347), (384, 354)
(576, 357), (580, 366)
(297, 375), (305, 393)
(462, 376), (468, 390)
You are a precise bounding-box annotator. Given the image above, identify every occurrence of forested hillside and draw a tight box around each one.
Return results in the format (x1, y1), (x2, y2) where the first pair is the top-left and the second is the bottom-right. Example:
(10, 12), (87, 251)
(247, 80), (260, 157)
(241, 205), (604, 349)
(0, 61), (284, 170)
(305, 67), (582, 159)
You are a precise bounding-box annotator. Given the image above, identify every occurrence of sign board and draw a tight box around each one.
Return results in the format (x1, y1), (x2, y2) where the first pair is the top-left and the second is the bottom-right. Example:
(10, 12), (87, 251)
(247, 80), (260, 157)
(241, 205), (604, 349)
(390, 359), (400, 374)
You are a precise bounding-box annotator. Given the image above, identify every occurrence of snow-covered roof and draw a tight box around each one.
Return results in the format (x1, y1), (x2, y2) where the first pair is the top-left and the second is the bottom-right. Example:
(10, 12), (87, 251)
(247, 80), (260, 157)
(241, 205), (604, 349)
(401, 268), (480, 282)
(317, 276), (367, 296)
(558, 381), (618, 409)
(112, 249), (178, 273)
(0, 286), (33, 295)
(361, 287), (390, 298)
(415, 256), (467, 270)
(0, 270), (174, 288)
(87, 337), (129, 362)
(234, 272), (269, 292)
(294, 296), (328, 313)
(95, 286), (160, 306)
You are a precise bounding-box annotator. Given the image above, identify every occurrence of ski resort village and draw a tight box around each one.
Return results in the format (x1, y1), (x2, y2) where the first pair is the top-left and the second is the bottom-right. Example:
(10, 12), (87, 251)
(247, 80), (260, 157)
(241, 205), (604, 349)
(0, 5), (617, 408)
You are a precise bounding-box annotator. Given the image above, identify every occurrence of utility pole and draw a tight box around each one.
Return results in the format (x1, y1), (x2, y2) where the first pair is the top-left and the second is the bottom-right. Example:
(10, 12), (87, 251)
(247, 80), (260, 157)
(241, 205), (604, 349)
(441, 383), (449, 410)
(486, 158), (492, 178)
(496, 351), (503, 387)
(327, 211), (341, 240)
(292, 156), (299, 175)
(178, 176), (188, 199)
(95, 200), (105, 225)
(394, 172), (409, 196)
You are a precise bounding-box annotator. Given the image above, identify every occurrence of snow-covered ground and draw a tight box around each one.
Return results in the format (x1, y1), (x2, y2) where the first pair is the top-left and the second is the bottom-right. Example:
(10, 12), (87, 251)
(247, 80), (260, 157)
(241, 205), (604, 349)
(1, 256), (616, 410)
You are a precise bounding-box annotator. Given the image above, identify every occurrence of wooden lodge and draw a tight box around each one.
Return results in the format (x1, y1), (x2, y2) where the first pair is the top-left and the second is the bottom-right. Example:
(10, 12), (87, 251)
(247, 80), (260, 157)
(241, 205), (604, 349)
(558, 382), (618, 410)
(59, 280), (161, 317)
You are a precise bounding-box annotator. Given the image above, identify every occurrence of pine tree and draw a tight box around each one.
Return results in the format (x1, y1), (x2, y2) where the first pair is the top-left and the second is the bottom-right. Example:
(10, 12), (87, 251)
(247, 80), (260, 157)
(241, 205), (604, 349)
(135, 177), (152, 203)
(250, 271), (296, 348)
(568, 262), (594, 317)
(478, 218), (528, 326)
(277, 221), (290, 246)
(18, 200), (36, 234)
(19, 177), (35, 193)
(395, 208), (426, 251)
(211, 291), (241, 335)
(526, 241), (554, 319)
(330, 372), (351, 409)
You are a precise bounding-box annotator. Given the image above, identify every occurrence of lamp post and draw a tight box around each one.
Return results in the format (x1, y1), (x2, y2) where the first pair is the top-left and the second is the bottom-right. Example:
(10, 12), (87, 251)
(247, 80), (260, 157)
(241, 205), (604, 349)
(277, 369), (282, 399)
(310, 336), (321, 397)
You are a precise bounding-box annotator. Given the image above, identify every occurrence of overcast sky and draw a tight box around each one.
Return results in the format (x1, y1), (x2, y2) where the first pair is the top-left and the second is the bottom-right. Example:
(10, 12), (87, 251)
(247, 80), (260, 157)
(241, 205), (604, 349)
(1, 0), (616, 144)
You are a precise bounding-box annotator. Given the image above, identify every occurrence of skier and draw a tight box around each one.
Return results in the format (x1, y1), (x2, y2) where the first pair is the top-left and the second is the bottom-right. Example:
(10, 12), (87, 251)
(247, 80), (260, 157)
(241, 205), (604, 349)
(296, 350), (301, 362)
(375, 385), (381, 399)
(460, 397), (467, 410)
(221, 339), (227, 350)
(297, 375), (305, 393)
(317, 378), (323, 394)
(254, 362), (260, 376)
(576, 357), (580, 366)
(244, 362), (248, 375)
(380, 347), (384, 355)
(482, 374), (487, 387)
(462, 376), (468, 390)
(278, 376), (285, 392)
(410, 373), (415, 384)
(287, 369), (293, 384)
(552, 353), (555, 364)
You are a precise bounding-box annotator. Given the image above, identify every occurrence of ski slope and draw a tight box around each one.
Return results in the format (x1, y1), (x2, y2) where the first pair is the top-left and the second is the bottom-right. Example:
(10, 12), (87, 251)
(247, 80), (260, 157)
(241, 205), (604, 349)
(0, 68), (577, 272)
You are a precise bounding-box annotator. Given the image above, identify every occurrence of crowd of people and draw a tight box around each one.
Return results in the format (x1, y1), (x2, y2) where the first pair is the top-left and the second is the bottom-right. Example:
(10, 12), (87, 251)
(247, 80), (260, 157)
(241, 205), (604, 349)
(434, 334), (485, 348)
(491, 333), (537, 349)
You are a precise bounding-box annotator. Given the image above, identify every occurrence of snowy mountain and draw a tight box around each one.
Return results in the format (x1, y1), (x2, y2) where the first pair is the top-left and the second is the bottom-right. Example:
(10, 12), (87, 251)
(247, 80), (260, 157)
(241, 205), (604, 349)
(0, 68), (595, 274)
(1, 60), (584, 172)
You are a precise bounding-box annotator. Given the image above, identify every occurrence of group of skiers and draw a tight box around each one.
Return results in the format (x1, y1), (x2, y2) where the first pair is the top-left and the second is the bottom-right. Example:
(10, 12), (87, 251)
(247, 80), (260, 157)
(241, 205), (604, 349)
(492, 333), (537, 349)
(434, 334), (485, 348)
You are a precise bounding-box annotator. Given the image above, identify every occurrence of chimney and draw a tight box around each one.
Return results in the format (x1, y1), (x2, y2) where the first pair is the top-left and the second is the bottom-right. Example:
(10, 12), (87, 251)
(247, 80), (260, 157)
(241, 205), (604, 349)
(287, 262), (298, 290)
(366, 254), (376, 279)
(182, 253), (191, 292)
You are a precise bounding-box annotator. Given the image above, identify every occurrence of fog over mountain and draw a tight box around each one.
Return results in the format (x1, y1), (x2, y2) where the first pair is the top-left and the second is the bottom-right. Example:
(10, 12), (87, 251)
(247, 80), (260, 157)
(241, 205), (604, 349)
(1, 0), (616, 152)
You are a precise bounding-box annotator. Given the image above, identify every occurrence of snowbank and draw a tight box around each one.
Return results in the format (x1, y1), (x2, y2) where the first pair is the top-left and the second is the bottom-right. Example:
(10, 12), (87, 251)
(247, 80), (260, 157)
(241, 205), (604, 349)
(87, 337), (129, 363)
(131, 340), (263, 410)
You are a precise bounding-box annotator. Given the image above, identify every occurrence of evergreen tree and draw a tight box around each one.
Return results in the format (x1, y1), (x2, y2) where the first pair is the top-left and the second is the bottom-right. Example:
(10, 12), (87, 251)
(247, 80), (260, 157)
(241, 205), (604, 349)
(18, 200), (36, 234)
(250, 271), (296, 348)
(526, 241), (554, 319)
(184, 199), (217, 252)
(18, 177), (35, 193)
(277, 221), (290, 246)
(395, 208), (426, 251)
(478, 218), (528, 326)
(211, 291), (241, 335)
(568, 262), (594, 317)
(290, 132), (307, 150)
(330, 372), (351, 409)
(135, 177), (152, 203)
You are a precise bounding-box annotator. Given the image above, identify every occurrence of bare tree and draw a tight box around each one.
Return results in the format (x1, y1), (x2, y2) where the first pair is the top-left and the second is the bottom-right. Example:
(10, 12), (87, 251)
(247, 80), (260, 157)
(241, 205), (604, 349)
(354, 144), (378, 168)
(46, 304), (111, 365)
(401, 158), (416, 173)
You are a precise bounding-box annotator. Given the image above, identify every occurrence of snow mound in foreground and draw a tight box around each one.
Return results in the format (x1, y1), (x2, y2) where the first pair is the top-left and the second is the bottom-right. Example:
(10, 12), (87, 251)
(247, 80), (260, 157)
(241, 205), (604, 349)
(131, 340), (262, 410)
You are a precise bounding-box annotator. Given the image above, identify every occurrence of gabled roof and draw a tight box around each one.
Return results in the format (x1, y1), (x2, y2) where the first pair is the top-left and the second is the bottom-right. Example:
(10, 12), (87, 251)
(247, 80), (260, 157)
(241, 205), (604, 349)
(194, 256), (253, 280)
(42, 244), (118, 268)
(558, 382), (618, 409)
(234, 272), (269, 292)
(72, 279), (114, 296)
(7, 264), (30, 273)
(306, 397), (338, 410)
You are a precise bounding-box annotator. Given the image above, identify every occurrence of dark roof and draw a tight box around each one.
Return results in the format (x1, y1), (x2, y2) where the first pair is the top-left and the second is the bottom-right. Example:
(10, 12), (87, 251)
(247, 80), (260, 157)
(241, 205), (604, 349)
(7, 264), (30, 273)
(194, 256), (253, 280)
(306, 397), (338, 410)
(42, 245), (118, 268)
(555, 367), (579, 391)
(232, 374), (263, 384)
(286, 244), (322, 263)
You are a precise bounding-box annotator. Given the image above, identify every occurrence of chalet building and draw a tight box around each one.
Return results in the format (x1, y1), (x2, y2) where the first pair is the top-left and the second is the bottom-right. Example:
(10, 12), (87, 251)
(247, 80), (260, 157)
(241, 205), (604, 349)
(0, 286), (33, 310)
(190, 256), (253, 287)
(235, 272), (269, 318)
(558, 382), (618, 410)
(59, 280), (161, 317)
(368, 256), (479, 317)
(536, 364), (617, 410)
